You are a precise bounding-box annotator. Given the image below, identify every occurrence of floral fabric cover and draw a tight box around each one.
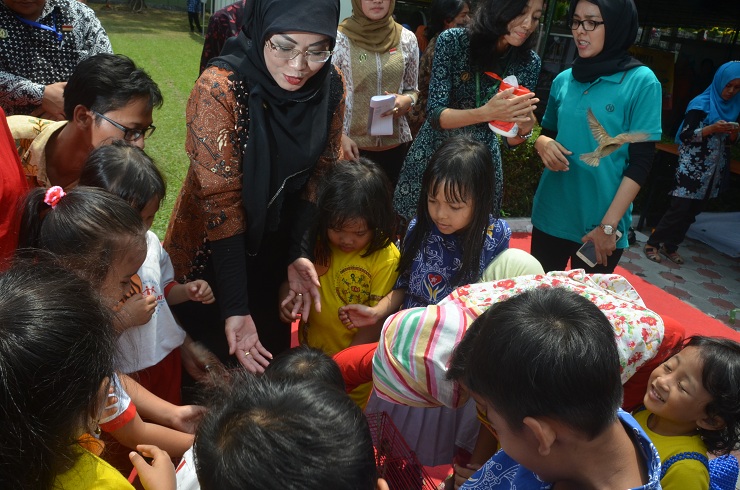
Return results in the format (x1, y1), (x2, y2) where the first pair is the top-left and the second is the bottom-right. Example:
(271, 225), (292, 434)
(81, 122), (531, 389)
(373, 270), (665, 409)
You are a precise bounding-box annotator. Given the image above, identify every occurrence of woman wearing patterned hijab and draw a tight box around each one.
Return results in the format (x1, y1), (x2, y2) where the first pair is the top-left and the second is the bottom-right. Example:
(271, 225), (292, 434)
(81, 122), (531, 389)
(165, 0), (345, 372)
(531, 0), (663, 274)
(646, 61), (740, 264)
(333, 0), (419, 187)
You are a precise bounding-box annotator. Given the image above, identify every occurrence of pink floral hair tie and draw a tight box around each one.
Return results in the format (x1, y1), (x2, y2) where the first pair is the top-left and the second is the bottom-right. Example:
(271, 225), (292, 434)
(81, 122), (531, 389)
(44, 186), (66, 208)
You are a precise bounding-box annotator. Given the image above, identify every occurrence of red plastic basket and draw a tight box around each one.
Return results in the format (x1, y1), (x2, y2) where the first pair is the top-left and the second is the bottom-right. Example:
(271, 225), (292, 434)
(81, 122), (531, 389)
(366, 412), (439, 490)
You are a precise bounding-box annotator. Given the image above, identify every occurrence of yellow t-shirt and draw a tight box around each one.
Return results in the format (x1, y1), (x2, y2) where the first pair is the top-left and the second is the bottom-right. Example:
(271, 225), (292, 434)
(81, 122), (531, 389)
(300, 242), (399, 407)
(633, 409), (709, 490)
(53, 446), (134, 489)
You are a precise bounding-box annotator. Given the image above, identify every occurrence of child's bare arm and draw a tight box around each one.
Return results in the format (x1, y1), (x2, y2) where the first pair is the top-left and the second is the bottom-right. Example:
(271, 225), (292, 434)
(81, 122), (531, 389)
(348, 321), (383, 346)
(339, 288), (406, 329)
(110, 412), (194, 457)
(120, 375), (206, 434)
(165, 280), (215, 306)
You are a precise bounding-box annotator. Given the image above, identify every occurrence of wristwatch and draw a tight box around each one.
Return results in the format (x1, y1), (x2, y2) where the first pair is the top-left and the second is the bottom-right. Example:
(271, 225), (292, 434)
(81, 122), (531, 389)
(600, 223), (616, 235)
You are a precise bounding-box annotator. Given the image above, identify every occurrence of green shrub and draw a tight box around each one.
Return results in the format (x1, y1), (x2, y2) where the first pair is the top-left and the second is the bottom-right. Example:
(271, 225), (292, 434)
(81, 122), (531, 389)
(500, 126), (543, 217)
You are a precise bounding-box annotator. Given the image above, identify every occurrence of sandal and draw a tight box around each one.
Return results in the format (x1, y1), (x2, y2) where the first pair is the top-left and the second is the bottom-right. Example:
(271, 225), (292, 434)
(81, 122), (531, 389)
(644, 244), (662, 263)
(660, 246), (684, 265)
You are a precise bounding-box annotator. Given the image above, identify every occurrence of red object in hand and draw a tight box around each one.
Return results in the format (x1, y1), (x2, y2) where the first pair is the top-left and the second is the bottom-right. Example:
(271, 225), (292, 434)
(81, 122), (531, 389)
(484, 72), (532, 137)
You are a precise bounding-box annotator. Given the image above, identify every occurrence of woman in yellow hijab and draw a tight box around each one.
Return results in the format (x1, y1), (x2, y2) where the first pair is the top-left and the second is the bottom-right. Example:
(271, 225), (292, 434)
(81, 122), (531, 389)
(334, 0), (419, 188)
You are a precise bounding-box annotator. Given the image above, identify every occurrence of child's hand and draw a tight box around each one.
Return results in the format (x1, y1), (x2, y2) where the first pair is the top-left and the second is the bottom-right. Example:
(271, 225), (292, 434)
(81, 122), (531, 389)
(338, 304), (378, 329)
(184, 280), (215, 304)
(453, 463), (482, 489)
(170, 404), (207, 434)
(181, 335), (223, 383)
(129, 444), (175, 490)
(278, 281), (299, 323)
(118, 293), (157, 330)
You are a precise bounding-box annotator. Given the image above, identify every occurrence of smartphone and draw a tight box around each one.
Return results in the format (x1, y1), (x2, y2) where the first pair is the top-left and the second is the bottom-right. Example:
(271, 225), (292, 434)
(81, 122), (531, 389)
(576, 230), (623, 268)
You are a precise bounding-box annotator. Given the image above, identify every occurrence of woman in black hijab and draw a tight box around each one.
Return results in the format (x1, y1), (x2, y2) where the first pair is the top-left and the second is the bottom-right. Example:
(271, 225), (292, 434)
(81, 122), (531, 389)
(529, 0), (662, 274)
(165, 0), (345, 372)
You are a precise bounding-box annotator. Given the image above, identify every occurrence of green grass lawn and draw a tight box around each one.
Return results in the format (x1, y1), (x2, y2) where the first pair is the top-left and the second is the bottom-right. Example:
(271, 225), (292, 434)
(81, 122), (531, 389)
(93, 3), (207, 238)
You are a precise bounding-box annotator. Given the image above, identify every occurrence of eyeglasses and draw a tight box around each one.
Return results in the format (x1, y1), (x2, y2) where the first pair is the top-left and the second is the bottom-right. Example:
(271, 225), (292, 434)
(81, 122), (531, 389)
(569, 19), (605, 31)
(93, 111), (156, 141)
(475, 404), (498, 438)
(265, 39), (333, 63)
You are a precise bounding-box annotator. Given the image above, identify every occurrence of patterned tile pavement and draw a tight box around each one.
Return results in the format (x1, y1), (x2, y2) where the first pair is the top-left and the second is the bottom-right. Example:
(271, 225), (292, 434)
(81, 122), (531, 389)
(623, 227), (740, 330)
(508, 218), (740, 331)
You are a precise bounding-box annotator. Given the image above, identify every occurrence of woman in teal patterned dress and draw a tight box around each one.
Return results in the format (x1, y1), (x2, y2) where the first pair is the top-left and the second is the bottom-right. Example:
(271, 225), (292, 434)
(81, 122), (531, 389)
(393, 0), (543, 221)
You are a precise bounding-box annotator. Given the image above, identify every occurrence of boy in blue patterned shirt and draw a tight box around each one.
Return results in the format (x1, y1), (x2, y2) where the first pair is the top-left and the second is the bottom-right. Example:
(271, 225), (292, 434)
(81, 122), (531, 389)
(447, 287), (662, 490)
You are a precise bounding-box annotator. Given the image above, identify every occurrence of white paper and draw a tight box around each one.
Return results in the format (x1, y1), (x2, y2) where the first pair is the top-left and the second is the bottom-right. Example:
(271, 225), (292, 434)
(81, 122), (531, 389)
(368, 94), (396, 136)
(502, 75), (520, 87)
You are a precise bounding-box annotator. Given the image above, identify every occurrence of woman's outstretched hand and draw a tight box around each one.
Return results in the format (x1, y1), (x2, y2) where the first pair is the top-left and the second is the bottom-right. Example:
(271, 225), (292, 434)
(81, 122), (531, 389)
(225, 315), (272, 372)
(281, 258), (321, 322)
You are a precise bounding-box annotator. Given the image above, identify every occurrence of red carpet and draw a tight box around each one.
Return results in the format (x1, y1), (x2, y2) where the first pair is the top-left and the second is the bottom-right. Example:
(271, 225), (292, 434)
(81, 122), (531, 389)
(510, 232), (740, 342)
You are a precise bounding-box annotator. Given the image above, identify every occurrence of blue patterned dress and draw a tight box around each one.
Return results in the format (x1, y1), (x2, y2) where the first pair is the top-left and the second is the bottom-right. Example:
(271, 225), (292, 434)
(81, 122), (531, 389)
(393, 28), (541, 220)
(396, 214), (511, 309)
(671, 109), (734, 200)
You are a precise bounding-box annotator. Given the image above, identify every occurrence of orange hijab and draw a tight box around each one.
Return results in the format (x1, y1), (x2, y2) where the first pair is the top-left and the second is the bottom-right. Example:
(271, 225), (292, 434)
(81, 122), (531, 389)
(338, 0), (402, 53)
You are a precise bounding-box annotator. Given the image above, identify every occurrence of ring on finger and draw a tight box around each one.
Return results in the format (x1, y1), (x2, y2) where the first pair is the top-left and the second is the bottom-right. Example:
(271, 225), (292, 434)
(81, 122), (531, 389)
(245, 351), (252, 357)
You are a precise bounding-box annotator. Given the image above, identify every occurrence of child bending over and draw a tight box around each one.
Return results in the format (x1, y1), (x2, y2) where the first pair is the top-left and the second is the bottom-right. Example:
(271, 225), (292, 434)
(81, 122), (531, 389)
(19, 187), (201, 470)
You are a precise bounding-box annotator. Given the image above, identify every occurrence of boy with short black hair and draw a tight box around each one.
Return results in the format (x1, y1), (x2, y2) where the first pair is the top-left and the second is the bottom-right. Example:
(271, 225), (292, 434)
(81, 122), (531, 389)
(192, 374), (389, 490)
(448, 287), (662, 489)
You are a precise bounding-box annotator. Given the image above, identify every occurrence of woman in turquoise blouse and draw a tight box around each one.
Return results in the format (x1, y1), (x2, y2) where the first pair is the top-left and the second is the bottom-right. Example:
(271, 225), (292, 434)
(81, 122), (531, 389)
(531, 0), (662, 274)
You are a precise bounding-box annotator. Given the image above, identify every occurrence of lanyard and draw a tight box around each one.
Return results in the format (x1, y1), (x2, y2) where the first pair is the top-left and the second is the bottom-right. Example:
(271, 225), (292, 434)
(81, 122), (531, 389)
(15, 11), (63, 42)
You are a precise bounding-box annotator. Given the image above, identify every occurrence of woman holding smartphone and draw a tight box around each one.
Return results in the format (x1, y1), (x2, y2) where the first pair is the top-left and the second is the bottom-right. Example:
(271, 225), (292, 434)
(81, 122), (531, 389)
(645, 61), (740, 265)
(530, 0), (662, 274)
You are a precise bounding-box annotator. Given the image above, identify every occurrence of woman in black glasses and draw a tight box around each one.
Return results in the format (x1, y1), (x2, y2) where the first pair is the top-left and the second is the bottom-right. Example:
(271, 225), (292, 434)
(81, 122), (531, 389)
(165, 0), (345, 372)
(530, 0), (662, 274)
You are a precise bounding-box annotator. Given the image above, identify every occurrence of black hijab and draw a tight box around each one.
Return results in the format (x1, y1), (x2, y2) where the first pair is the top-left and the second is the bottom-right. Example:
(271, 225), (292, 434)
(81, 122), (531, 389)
(569, 0), (643, 83)
(213, 0), (340, 254)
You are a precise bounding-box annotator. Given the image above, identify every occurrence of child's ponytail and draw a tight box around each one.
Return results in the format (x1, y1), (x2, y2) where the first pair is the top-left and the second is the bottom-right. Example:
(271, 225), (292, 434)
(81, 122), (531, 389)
(18, 186), (145, 286)
(17, 186), (49, 249)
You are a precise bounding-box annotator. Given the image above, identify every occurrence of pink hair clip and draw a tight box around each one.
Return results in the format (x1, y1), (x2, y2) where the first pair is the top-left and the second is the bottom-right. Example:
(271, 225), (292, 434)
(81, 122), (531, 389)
(44, 186), (66, 208)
